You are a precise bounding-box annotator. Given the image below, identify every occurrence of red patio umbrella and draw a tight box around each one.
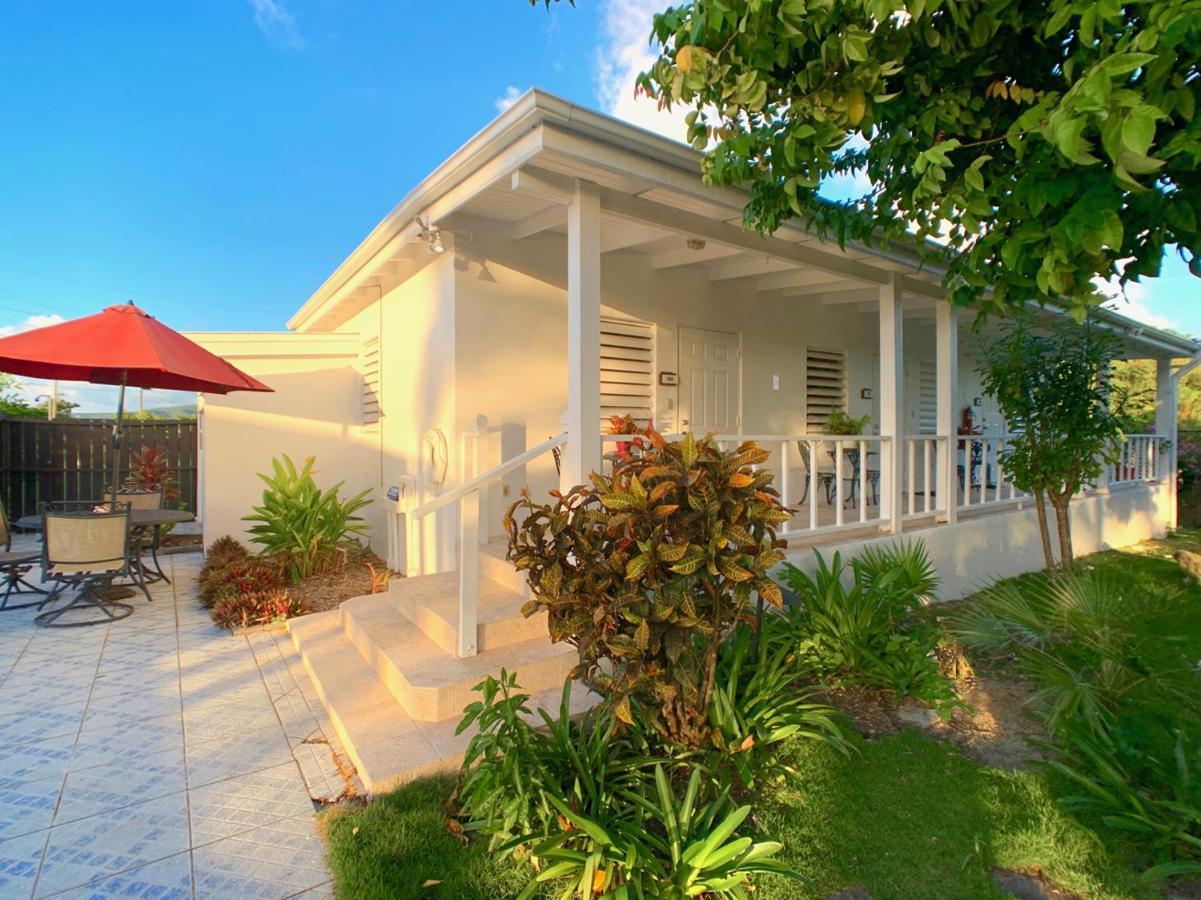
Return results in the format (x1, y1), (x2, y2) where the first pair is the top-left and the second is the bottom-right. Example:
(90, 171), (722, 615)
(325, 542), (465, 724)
(0, 301), (272, 492)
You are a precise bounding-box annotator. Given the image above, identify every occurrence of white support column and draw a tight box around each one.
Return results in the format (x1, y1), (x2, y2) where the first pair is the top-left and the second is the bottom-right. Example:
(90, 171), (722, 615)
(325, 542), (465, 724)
(562, 180), (602, 491)
(878, 275), (905, 534)
(1157, 358), (1175, 480)
(1157, 358), (1178, 528)
(935, 300), (958, 524)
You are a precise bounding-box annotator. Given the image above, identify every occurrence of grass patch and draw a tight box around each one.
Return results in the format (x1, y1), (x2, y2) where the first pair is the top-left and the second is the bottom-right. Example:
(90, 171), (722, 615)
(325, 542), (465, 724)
(323, 535), (1201, 899)
(322, 732), (1151, 899)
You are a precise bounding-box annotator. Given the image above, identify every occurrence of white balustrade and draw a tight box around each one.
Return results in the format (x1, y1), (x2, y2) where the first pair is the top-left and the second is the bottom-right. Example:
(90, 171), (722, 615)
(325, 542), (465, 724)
(955, 434), (1028, 511)
(600, 432), (887, 538)
(1110, 434), (1162, 485)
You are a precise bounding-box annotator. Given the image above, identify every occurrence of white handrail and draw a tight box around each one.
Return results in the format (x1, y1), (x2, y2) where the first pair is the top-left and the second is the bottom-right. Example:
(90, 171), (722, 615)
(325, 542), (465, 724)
(413, 431), (568, 519)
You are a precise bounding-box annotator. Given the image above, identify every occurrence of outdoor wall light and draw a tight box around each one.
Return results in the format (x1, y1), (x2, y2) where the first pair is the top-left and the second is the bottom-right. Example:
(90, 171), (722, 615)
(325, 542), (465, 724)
(413, 216), (446, 254)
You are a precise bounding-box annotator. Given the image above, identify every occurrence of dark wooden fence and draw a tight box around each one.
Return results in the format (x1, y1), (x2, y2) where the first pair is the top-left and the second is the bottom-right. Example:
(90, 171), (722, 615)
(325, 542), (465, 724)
(0, 416), (197, 520)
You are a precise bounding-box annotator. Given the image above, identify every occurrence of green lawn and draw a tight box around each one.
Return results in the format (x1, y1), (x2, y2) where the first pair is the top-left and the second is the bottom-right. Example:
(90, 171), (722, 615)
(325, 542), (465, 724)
(321, 534), (1201, 900)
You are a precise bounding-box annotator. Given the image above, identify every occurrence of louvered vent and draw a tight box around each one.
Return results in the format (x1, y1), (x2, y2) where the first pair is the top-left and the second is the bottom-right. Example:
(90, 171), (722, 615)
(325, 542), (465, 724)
(805, 347), (847, 431)
(361, 337), (381, 426)
(600, 318), (654, 428)
(918, 361), (937, 434)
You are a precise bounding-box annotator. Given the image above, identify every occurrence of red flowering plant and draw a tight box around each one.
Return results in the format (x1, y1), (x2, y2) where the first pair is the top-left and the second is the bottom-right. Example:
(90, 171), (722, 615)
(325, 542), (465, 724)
(125, 445), (179, 504)
(506, 428), (790, 748)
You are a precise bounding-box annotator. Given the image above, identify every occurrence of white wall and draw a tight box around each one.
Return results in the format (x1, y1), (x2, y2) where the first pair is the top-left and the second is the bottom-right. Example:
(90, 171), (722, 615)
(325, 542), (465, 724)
(338, 254), (458, 570)
(781, 482), (1172, 600)
(186, 333), (363, 549)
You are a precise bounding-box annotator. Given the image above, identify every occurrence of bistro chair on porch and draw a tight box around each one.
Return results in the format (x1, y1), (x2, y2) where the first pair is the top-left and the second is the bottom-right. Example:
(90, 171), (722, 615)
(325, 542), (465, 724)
(0, 498), (45, 611)
(35, 501), (147, 628)
(796, 441), (837, 506)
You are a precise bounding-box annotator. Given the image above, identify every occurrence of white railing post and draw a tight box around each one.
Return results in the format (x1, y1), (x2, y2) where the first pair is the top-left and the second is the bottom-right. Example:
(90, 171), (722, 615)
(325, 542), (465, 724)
(879, 275), (905, 534)
(936, 301), (958, 524)
(457, 490), (479, 658)
(394, 474), (418, 576)
(779, 440), (790, 535)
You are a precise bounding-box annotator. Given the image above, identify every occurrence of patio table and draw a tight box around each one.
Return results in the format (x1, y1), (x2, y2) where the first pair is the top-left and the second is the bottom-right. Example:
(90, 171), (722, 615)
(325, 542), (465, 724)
(15, 508), (193, 585)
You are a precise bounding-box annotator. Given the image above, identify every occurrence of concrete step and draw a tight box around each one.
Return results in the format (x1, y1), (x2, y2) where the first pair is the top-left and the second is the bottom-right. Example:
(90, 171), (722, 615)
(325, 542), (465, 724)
(388, 570), (545, 655)
(340, 593), (578, 722)
(288, 609), (598, 795)
(479, 538), (530, 598)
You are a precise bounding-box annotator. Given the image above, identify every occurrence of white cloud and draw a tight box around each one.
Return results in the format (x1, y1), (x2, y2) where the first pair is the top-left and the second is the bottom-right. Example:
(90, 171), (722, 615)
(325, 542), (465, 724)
(496, 86), (525, 113)
(0, 313), (65, 338)
(1097, 276), (1178, 331)
(246, 0), (306, 50)
(596, 0), (689, 143)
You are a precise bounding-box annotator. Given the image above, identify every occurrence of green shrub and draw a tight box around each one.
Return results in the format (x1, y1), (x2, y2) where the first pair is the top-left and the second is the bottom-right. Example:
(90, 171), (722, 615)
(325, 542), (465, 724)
(707, 618), (849, 788)
(950, 571), (1201, 876)
(777, 542), (959, 716)
(243, 454), (372, 582)
(211, 589), (306, 630)
(506, 431), (789, 747)
(452, 672), (806, 898)
(453, 671), (661, 852)
(509, 764), (805, 899)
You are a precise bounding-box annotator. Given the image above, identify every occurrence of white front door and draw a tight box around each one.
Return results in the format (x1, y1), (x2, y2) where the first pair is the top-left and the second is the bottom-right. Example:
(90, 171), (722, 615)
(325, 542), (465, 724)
(678, 326), (741, 434)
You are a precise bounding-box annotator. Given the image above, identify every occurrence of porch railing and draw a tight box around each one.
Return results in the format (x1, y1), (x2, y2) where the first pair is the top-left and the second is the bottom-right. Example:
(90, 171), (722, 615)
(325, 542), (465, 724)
(601, 432), (889, 538)
(1110, 433), (1161, 486)
(955, 434), (1030, 510)
(396, 425), (568, 658)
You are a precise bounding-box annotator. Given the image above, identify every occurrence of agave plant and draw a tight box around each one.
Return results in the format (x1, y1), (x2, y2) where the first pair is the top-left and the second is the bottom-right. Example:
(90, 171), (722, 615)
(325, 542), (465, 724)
(242, 454), (372, 582)
(508, 765), (806, 899)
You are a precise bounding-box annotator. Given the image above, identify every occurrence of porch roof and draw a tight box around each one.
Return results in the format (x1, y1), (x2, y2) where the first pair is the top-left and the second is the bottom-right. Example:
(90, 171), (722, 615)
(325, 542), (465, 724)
(286, 88), (1197, 361)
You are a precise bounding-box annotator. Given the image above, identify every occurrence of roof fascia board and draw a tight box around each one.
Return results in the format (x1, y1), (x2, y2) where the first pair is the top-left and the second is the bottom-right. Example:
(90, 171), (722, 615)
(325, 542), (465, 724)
(287, 96), (549, 332)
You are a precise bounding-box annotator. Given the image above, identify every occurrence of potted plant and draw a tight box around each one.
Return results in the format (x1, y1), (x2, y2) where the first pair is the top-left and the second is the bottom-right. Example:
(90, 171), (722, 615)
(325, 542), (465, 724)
(823, 409), (872, 436)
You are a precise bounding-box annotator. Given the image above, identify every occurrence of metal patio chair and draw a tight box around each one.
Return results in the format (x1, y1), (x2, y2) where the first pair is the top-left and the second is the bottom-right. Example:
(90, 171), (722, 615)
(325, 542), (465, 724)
(796, 441), (836, 505)
(0, 499), (45, 611)
(35, 501), (147, 628)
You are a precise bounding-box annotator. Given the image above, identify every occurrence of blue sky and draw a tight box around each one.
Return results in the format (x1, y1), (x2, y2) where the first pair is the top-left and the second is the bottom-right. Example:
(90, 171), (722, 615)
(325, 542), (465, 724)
(0, 1), (1196, 411)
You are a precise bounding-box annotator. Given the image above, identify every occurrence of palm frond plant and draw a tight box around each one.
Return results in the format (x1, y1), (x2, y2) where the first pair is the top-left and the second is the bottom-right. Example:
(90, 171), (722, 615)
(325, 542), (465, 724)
(242, 454), (372, 582)
(949, 571), (1201, 875)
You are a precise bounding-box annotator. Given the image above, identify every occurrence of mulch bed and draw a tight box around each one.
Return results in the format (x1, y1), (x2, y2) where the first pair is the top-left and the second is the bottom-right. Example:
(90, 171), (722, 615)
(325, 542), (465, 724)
(289, 546), (394, 614)
(816, 662), (1045, 772)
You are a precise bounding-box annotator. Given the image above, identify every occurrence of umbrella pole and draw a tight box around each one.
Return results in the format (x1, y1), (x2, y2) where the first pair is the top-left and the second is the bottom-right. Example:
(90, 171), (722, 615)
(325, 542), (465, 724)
(111, 370), (127, 496)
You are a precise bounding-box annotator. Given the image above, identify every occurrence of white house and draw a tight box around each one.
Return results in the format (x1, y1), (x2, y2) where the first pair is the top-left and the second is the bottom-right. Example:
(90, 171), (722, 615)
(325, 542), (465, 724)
(187, 89), (1197, 792)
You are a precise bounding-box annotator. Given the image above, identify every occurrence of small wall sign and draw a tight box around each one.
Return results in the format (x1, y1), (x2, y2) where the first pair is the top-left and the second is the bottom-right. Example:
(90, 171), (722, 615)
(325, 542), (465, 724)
(658, 371), (679, 386)
(859, 388), (873, 400)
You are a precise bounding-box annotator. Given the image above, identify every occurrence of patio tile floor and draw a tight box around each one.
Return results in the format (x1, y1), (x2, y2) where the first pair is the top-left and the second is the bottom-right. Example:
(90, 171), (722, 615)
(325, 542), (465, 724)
(0, 547), (342, 898)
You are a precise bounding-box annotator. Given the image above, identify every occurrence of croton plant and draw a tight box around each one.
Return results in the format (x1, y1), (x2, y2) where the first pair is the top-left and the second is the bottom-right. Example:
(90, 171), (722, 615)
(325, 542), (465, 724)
(505, 429), (790, 747)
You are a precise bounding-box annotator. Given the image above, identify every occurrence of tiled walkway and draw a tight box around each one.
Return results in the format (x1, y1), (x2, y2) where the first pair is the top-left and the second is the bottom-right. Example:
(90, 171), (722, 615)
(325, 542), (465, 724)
(0, 550), (342, 899)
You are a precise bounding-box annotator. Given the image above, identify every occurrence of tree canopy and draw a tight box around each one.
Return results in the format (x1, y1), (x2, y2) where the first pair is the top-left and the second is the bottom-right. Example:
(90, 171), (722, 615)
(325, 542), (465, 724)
(628, 0), (1200, 316)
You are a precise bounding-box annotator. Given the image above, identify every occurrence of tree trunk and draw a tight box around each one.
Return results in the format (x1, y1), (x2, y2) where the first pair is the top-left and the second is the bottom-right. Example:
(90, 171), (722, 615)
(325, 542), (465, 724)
(1033, 487), (1057, 571)
(1051, 492), (1074, 570)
